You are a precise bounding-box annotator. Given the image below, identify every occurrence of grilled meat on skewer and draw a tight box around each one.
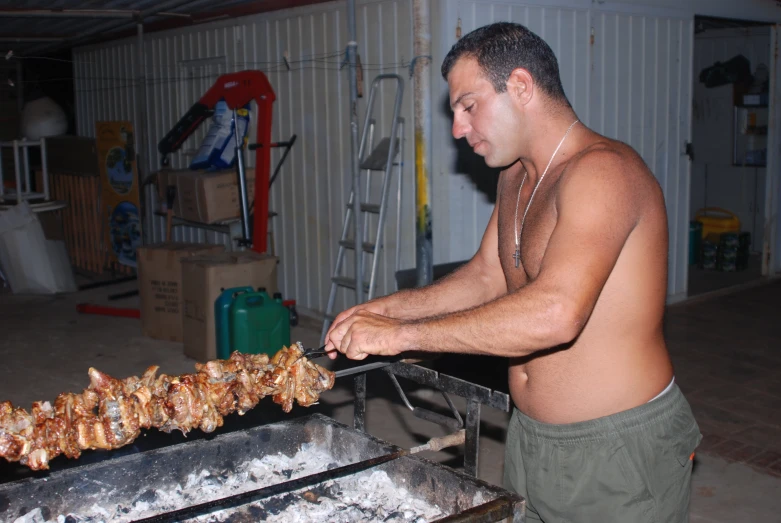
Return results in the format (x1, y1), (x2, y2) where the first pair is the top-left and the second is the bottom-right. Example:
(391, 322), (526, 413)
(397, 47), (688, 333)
(0, 343), (335, 471)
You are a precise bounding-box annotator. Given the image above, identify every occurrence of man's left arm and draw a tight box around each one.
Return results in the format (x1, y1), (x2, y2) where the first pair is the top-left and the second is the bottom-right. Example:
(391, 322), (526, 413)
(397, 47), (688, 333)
(331, 151), (644, 360)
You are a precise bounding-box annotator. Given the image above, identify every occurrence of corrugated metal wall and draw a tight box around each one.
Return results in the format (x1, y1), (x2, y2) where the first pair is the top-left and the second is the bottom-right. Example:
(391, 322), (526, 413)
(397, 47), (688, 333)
(433, 0), (693, 301)
(74, 0), (416, 317)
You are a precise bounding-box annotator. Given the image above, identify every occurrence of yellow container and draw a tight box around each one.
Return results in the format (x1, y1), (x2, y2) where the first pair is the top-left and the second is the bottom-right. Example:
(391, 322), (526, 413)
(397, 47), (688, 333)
(695, 208), (740, 239)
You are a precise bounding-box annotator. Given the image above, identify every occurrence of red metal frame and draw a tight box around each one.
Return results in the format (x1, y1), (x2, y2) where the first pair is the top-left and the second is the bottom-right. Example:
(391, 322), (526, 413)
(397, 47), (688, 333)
(158, 70), (277, 254)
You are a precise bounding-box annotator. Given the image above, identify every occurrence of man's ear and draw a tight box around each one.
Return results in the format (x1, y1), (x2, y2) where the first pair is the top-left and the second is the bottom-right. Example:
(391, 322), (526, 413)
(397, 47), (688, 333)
(507, 68), (533, 106)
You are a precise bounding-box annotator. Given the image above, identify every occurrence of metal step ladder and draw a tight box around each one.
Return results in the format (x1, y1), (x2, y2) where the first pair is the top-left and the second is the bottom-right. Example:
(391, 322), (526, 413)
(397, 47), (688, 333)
(321, 73), (405, 342)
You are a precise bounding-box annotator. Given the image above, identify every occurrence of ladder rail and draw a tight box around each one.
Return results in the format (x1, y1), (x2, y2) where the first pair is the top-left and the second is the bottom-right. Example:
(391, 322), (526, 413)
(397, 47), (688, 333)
(360, 121), (377, 287)
(394, 117), (405, 290)
(367, 77), (405, 300)
(322, 74), (405, 342)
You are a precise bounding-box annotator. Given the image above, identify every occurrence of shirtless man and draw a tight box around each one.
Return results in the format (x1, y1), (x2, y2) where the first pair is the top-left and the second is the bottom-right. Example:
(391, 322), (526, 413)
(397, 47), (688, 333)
(325, 22), (701, 522)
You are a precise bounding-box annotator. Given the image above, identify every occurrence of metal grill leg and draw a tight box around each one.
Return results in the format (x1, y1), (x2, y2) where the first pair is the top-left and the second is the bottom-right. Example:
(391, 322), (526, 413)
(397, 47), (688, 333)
(464, 398), (481, 477)
(354, 374), (367, 432)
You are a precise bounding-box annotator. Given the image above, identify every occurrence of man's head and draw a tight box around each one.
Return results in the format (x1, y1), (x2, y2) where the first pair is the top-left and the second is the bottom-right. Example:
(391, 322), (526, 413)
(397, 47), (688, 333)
(442, 22), (570, 167)
(441, 22), (568, 103)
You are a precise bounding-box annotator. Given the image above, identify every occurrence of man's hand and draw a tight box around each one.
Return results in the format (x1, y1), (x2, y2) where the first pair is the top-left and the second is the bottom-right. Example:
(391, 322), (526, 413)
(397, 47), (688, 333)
(324, 300), (390, 359)
(325, 310), (410, 361)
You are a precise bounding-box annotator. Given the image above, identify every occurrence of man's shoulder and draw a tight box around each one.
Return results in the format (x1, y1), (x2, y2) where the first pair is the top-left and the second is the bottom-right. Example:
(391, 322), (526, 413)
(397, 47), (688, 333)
(562, 138), (657, 189)
(557, 138), (662, 212)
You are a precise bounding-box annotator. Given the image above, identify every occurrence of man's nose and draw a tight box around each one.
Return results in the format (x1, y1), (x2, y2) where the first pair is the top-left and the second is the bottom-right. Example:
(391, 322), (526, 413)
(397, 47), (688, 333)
(452, 117), (469, 140)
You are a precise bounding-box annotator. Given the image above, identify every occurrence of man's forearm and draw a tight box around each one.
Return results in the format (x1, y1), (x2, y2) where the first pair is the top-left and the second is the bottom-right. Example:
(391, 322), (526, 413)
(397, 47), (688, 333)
(382, 257), (506, 320)
(400, 280), (580, 357)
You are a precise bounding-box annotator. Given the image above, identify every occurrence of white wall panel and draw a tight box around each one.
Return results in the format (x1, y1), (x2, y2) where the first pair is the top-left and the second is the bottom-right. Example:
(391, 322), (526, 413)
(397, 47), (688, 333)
(590, 11), (693, 300)
(74, 0), (415, 317)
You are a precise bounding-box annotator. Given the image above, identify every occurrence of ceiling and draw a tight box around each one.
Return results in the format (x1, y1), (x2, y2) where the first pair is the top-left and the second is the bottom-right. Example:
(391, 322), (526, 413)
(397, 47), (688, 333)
(0, 0), (328, 57)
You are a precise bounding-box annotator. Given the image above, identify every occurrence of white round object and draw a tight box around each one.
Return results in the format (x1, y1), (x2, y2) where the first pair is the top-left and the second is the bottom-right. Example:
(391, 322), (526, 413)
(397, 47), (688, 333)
(21, 96), (68, 140)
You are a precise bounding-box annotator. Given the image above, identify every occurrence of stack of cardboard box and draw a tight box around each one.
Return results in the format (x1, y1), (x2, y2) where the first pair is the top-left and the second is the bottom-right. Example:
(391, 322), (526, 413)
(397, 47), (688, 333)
(137, 243), (279, 362)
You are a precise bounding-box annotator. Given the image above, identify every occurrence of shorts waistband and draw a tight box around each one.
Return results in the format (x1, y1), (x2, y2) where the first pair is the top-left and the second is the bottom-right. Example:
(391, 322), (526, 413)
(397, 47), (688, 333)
(514, 383), (688, 444)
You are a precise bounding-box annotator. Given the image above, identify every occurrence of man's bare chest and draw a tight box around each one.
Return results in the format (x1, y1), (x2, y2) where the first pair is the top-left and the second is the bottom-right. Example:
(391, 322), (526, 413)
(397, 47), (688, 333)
(496, 175), (558, 288)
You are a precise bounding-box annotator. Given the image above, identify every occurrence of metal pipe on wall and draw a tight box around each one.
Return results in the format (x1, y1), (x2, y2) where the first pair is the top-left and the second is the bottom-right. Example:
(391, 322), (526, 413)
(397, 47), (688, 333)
(135, 22), (150, 246)
(347, 0), (364, 304)
(413, 0), (433, 287)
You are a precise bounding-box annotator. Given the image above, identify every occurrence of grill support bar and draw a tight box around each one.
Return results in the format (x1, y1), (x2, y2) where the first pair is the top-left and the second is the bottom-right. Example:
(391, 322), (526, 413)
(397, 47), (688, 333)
(465, 398), (481, 477)
(350, 361), (510, 478)
(354, 372), (367, 431)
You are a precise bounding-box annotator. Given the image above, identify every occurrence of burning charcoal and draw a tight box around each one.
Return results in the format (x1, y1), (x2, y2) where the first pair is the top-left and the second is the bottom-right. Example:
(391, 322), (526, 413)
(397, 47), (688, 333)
(302, 490), (321, 503)
(247, 505), (266, 520)
(262, 492), (300, 515)
(134, 488), (158, 505)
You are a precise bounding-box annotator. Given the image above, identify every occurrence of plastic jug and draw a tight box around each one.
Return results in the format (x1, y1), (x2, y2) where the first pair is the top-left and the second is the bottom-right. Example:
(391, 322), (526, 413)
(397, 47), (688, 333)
(229, 290), (291, 357)
(214, 286), (254, 359)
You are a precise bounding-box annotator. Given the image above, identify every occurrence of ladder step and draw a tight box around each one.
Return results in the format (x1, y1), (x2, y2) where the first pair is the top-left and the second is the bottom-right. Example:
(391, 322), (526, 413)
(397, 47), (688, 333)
(360, 137), (399, 170)
(332, 276), (370, 292)
(339, 239), (376, 253)
(347, 202), (381, 214)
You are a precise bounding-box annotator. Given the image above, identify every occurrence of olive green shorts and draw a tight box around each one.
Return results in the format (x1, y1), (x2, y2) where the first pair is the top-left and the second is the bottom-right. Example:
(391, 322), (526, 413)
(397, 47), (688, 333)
(503, 383), (701, 523)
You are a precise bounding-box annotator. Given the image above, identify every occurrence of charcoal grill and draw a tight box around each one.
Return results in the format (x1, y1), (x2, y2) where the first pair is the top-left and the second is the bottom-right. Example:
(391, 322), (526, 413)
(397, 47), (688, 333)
(0, 360), (525, 522)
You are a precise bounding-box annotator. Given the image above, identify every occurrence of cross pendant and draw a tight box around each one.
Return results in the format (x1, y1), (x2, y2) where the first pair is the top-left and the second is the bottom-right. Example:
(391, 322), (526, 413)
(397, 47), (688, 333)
(513, 248), (521, 268)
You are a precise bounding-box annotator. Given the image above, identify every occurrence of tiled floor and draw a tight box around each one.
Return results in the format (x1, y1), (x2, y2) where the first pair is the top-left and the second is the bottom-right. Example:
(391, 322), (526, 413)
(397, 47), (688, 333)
(687, 253), (763, 297)
(665, 279), (781, 477)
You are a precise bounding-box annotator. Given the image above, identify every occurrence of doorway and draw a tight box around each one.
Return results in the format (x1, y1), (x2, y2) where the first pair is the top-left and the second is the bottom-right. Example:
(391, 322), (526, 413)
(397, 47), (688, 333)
(688, 16), (774, 297)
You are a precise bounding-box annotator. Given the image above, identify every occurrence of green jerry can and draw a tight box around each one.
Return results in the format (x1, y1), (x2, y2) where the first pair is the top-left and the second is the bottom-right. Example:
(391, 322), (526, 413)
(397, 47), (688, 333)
(214, 286), (254, 359)
(229, 288), (291, 357)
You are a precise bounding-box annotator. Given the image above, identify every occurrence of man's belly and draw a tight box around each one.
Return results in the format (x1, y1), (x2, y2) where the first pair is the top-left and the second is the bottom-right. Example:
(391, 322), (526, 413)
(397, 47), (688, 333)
(508, 336), (674, 424)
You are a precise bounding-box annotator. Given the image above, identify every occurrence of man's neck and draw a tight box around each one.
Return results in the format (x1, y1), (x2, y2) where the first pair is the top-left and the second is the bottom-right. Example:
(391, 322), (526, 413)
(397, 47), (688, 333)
(518, 111), (580, 185)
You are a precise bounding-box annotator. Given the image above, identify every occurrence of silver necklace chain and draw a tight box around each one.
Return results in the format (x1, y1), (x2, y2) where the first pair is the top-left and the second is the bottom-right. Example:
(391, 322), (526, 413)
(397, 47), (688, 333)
(513, 119), (579, 267)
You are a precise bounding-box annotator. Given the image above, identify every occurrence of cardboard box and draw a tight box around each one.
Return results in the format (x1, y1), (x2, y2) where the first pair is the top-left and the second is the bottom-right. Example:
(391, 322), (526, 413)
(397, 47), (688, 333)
(172, 168), (256, 224)
(181, 251), (278, 361)
(137, 243), (226, 342)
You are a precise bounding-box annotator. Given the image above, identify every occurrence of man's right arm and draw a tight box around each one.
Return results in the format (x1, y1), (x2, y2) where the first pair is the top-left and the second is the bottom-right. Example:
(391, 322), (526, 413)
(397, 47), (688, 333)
(329, 201), (507, 325)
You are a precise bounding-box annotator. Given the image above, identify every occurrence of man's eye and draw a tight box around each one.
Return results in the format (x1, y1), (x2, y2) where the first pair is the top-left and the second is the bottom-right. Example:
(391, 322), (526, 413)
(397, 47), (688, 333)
(464, 105), (474, 113)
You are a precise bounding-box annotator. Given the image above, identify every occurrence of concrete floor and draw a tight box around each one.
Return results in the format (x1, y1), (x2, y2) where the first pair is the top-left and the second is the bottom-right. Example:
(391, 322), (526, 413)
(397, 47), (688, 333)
(1, 277), (780, 522)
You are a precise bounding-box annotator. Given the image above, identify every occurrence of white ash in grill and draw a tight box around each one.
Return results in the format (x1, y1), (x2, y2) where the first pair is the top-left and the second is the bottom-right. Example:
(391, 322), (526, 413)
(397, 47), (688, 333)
(208, 469), (445, 522)
(17, 442), (445, 523)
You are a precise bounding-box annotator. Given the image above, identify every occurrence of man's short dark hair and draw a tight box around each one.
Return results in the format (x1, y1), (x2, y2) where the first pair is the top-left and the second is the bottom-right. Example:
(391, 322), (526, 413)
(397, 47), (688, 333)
(441, 22), (569, 104)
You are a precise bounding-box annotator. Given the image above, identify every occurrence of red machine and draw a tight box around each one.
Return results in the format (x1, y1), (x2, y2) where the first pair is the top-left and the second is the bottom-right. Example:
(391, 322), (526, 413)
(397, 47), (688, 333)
(157, 70), (276, 254)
